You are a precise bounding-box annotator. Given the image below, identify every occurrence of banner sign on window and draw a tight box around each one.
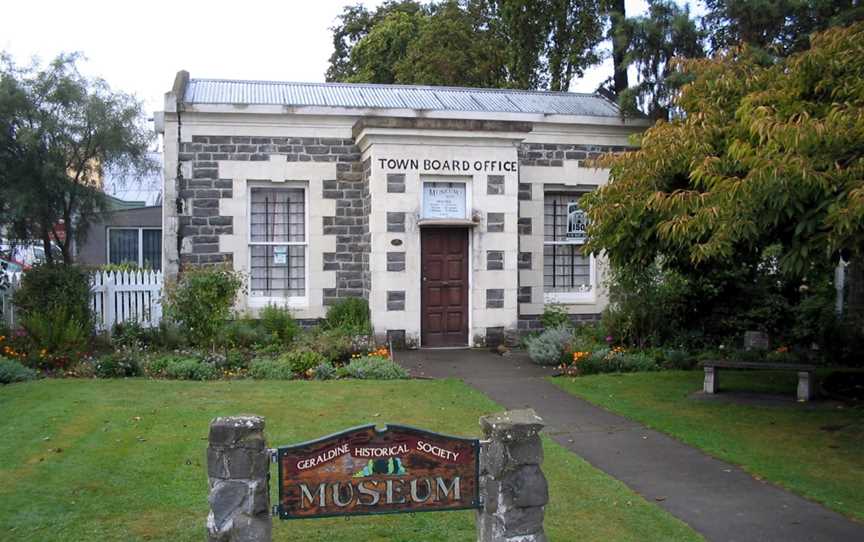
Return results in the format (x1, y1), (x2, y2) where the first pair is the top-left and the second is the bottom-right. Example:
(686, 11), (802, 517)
(566, 202), (588, 243)
(422, 183), (466, 220)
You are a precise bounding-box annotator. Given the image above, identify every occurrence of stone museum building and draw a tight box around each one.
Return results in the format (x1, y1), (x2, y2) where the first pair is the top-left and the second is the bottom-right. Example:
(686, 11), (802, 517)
(157, 71), (648, 348)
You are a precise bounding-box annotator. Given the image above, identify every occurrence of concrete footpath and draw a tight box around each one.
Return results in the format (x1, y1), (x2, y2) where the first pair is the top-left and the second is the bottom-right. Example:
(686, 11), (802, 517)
(397, 348), (864, 542)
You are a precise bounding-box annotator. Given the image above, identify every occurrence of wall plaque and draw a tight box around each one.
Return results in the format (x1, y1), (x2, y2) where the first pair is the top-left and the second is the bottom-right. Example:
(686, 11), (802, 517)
(422, 182), (467, 220)
(276, 424), (480, 519)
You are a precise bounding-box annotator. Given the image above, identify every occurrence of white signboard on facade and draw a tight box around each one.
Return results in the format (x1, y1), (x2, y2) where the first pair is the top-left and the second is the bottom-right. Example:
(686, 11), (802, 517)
(422, 183), (466, 219)
(566, 202), (588, 243)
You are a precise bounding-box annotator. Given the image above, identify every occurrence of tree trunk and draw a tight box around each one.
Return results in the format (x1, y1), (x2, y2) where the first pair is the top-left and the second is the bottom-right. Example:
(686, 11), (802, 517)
(610, 0), (628, 94)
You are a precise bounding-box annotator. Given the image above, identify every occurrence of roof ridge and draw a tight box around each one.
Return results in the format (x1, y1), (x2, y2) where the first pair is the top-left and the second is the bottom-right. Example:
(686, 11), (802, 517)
(188, 78), (602, 99)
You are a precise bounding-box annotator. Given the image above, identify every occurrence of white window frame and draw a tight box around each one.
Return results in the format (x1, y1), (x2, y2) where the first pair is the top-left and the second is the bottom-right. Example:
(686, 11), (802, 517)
(106, 227), (162, 269)
(246, 182), (309, 309)
(542, 193), (595, 304)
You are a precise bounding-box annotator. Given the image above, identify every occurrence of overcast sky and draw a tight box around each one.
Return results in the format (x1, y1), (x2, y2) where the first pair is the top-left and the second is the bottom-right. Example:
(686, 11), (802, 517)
(1, 0), (686, 119)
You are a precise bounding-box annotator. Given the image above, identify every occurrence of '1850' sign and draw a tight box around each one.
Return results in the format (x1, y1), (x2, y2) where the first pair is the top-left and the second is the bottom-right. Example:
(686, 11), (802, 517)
(276, 424), (480, 519)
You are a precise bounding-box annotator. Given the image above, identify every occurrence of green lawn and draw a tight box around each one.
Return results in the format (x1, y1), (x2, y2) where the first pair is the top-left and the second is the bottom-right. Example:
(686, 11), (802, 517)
(0, 379), (699, 541)
(553, 370), (864, 521)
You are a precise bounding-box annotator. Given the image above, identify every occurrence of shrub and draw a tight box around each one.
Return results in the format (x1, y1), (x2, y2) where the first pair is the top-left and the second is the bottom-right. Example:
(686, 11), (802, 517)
(324, 298), (371, 335)
(249, 358), (294, 380)
(260, 304), (301, 345)
(0, 357), (38, 384)
(147, 321), (187, 350)
(279, 350), (327, 375)
(111, 320), (149, 349)
(343, 356), (408, 380)
(164, 357), (218, 380)
(224, 318), (267, 349)
(94, 348), (143, 378)
(12, 263), (92, 330)
(163, 266), (244, 347)
(526, 326), (574, 366)
(662, 349), (695, 370)
(13, 264), (93, 363)
(22, 308), (90, 368)
(540, 304), (571, 329)
(312, 361), (337, 380)
(578, 348), (659, 375)
(298, 327), (354, 363)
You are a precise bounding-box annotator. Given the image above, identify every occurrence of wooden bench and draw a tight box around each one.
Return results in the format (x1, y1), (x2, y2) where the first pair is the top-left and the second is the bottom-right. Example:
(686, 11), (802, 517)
(699, 361), (818, 402)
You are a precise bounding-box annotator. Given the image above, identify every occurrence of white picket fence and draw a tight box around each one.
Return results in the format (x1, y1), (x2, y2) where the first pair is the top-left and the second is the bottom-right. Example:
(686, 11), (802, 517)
(1, 270), (164, 333)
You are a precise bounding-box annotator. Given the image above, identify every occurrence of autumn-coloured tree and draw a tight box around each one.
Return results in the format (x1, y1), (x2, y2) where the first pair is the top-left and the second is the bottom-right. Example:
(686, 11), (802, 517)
(583, 22), (864, 321)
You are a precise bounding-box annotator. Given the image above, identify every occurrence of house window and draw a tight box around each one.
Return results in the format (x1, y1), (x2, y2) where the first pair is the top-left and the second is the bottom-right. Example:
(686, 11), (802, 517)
(249, 187), (306, 301)
(543, 193), (592, 302)
(108, 228), (162, 270)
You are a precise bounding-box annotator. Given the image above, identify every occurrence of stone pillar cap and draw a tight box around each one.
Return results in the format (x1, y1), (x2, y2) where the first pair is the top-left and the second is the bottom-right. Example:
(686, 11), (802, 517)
(480, 409), (545, 441)
(209, 415), (266, 448)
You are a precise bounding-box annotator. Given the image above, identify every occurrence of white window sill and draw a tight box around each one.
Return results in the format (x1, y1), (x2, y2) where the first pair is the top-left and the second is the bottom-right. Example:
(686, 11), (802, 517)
(543, 292), (595, 305)
(248, 296), (308, 310)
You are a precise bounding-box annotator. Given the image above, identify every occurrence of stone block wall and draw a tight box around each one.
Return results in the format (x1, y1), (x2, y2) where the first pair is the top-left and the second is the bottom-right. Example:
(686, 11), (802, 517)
(177, 135), (369, 302)
(517, 143), (629, 167)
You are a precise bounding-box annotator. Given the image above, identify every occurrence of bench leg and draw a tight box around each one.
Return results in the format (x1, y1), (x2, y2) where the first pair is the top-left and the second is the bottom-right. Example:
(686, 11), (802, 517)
(704, 367), (719, 394)
(797, 371), (815, 402)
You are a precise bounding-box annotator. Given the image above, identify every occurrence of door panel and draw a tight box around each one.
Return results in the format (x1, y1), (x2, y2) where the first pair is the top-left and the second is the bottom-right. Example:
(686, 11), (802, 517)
(421, 228), (469, 347)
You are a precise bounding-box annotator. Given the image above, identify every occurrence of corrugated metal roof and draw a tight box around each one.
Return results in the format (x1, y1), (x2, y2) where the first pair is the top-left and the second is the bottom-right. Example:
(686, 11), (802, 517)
(183, 79), (620, 117)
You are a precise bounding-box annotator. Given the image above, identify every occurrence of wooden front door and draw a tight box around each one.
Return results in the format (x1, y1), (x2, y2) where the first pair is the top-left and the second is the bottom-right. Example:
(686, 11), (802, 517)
(421, 228), (469, 347)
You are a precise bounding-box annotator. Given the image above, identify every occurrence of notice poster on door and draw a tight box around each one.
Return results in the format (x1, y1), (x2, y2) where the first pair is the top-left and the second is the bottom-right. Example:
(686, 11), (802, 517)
(422, 183), (466, 220)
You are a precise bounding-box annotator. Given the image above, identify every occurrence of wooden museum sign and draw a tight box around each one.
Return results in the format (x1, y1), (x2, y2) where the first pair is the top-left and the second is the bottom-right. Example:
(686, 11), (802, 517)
(275, 424), (480, 519)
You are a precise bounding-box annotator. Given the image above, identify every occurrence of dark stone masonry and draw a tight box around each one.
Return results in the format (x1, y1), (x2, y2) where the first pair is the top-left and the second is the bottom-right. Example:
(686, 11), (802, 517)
(517, 142), (630, 167)
(487, 289), (504, 309)
(386, 252), (405, 272)
(386, 211), (406, 233)
(487, 213), (505, 233)
(487, 250), (504, 271)
(387, 290), (405, 311)
(178, 135), (369, 303)
(487, 175), (504, 195)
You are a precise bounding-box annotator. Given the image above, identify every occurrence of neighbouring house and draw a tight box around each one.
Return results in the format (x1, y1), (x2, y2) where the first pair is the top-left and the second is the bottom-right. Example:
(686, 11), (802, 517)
(156, 71), (649, 347)
(76, 154), (163, 269)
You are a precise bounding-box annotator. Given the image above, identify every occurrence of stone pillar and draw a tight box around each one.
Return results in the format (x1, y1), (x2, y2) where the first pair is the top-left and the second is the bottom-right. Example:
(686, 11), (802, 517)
(797, 371), (815, 402)
(704, 366), (719, 394)
(477, 409), (549, 542)
(206, 416), (271, 542)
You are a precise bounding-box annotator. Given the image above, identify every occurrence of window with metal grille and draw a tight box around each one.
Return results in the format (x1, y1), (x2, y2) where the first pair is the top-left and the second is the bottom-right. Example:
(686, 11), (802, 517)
(108, 228), (162, 270)
(543, 194), (591, 296)
(249, 187), (306, 299)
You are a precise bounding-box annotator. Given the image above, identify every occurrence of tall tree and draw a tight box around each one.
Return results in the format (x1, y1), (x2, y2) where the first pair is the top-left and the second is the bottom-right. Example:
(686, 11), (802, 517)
(605, 0), (629, 94)
(345, 10), (426, 84)
(703, 0), (864, 54)
(619, 0), (705, 120)
(0, 53), (154, 264)
(327, 0), (603, 91)
(546, 0), (603, 91)
(395, 1), (508, 87)
(326, 1), (427, 83)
